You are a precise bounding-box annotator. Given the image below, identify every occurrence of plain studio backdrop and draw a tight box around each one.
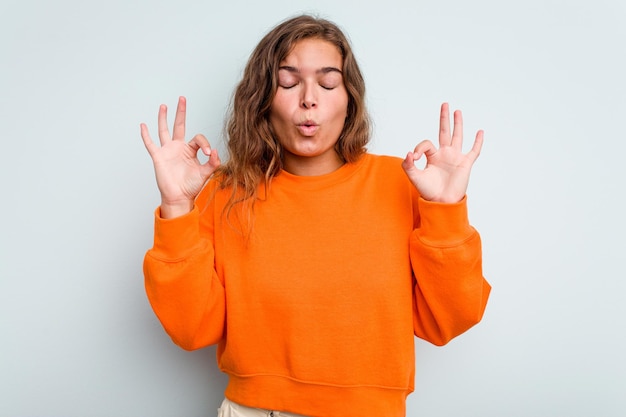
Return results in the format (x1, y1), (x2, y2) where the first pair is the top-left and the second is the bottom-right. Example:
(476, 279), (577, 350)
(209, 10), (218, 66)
(1, 0), (624, 415)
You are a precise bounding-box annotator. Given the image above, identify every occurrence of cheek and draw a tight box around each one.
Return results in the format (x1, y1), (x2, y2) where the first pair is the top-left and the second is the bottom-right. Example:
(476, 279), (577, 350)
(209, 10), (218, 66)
(269, 96), (293, 123)
(335, 96), (349, 121)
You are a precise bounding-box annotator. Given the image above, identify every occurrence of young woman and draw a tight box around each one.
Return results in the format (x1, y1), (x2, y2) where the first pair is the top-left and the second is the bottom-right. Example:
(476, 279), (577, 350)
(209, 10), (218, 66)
(140, 14), (490, 417)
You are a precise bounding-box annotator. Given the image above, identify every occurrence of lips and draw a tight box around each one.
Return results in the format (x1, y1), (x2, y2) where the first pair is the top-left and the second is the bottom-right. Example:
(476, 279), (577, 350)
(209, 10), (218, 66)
(297, 120), (319, 136)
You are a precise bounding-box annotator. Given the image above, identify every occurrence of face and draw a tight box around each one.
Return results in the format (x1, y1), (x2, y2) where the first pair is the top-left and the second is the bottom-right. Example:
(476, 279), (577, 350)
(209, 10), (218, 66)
(269, 38), (349, 175)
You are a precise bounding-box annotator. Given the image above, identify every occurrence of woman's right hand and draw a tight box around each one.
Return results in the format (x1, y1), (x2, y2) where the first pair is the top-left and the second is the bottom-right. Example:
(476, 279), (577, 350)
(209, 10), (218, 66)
(140, 96), (221, 219)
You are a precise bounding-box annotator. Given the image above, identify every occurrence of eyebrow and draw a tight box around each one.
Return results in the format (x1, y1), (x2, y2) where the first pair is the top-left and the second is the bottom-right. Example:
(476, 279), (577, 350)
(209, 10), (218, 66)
(278, 65), (343, 75)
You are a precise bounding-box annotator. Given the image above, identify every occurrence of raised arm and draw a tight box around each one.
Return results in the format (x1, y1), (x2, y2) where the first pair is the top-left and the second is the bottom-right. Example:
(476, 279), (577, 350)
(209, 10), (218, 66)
(404, 103), (490, 345)
(409, 196), (490, 345)
(141, 97), (225, 350)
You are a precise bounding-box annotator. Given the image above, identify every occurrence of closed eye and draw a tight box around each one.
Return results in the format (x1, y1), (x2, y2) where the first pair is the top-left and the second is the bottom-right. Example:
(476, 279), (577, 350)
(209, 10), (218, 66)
(319, 72), (342, 91)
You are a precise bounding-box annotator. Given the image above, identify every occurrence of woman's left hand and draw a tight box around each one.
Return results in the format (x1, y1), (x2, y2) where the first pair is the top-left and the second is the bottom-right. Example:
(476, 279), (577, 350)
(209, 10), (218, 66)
(401, 103), (483, 203)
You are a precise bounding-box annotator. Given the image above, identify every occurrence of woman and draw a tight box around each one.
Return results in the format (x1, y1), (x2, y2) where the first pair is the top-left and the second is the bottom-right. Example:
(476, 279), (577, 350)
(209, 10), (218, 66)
(140, 14), (490, 417)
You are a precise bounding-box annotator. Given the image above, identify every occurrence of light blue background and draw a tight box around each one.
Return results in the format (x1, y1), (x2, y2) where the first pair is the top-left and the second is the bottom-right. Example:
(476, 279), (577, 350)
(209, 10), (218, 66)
(1, 0), (625, 415)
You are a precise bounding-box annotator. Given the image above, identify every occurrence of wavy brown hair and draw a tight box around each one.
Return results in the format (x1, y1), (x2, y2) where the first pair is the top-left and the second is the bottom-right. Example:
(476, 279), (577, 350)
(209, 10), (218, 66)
(215, 14), (370, 222)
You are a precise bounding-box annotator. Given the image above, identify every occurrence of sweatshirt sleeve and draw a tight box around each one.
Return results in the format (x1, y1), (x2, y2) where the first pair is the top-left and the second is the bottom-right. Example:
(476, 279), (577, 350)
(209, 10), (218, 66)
(410, 196), (491, 346)
(143, 194), (226, 351)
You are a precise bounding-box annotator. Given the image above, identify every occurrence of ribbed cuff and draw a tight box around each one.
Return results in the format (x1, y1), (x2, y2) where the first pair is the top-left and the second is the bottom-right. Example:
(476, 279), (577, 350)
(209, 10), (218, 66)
(415, 196), (474, 247)
(150, 205), (201, 261)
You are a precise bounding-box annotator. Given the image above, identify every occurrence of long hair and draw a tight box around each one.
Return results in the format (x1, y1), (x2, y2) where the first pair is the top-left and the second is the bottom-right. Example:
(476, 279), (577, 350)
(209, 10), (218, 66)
(215, 14), (370, 222)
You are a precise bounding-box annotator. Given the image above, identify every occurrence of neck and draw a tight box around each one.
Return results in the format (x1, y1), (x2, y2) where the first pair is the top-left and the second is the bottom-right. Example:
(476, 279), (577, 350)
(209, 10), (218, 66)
(282, 152), (345, 176)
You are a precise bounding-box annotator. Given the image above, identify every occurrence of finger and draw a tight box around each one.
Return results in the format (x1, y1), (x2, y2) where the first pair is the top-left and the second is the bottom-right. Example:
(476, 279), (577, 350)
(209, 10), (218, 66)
(401, 151), (422, 177)
(465, 130), (484, 164)
(201, 148), (222, 176)
(439, 102), (451, 147)
(172, 96), (186, 141)
(157, 104), (171, 145)
(412, 139), (437, 160)
(451, 109), (464, 150)
(188, 133), (212, 155)
(140, 123), (158, 157)
(402, 150), (432, 194)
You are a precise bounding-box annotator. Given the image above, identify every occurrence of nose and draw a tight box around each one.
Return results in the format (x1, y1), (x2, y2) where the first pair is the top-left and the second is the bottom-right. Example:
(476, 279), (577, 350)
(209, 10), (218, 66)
(301, 82), (317, 109)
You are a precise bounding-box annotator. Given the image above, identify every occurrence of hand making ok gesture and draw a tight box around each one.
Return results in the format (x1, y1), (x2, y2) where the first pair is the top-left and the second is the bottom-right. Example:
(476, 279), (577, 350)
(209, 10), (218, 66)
(401, 103), (483, 203)
(140, 96), (221, 219)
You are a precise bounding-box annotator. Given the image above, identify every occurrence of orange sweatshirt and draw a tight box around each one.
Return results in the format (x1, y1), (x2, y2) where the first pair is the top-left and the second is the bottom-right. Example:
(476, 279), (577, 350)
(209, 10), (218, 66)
(144, 154), (490, 417)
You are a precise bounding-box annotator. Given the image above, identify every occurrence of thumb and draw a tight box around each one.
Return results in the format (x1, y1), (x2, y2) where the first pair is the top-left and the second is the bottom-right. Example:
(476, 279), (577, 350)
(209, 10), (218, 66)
(401, 152), (423, 185)
(402, 152), (423, 175)
(199, 148), (221, 177)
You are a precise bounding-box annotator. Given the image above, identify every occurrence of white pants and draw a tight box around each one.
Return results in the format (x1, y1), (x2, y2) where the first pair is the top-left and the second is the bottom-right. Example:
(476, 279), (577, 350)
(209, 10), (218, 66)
(217, 398), (309, 417)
